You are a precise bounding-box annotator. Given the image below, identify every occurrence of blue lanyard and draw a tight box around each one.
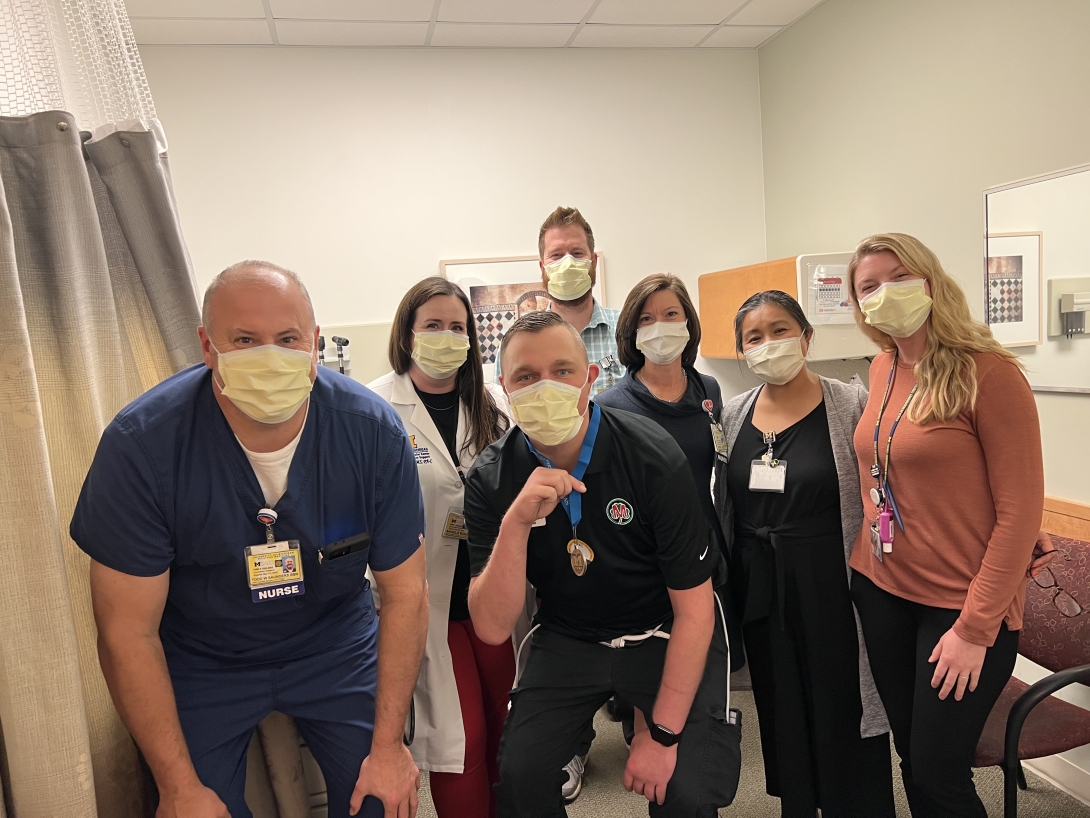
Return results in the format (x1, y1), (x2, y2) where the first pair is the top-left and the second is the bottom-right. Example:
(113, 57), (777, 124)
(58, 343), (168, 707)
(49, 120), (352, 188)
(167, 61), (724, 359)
(871, 355), (917, 532)
(524, 403), (601, 531)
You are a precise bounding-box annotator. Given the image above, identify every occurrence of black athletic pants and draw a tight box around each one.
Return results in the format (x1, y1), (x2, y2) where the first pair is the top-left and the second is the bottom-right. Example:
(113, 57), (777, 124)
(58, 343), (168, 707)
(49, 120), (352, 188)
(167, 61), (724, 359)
(851, 573), (1019, 818)
(496, 617), (735, 817)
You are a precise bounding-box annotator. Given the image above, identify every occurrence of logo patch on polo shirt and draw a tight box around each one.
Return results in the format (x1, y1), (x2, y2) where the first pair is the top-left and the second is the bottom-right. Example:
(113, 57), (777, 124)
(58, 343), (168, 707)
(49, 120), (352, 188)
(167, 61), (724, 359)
(606, 498), (633, 525)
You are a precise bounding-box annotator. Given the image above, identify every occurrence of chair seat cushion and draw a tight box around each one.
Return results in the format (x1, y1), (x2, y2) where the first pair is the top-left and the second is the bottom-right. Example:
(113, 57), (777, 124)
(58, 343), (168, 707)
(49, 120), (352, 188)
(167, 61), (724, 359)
(975, 677), (1090, 767)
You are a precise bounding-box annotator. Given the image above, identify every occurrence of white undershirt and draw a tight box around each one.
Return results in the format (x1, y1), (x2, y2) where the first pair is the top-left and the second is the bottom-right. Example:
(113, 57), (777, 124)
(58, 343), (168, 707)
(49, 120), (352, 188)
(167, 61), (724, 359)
(237, 407), (308, 507)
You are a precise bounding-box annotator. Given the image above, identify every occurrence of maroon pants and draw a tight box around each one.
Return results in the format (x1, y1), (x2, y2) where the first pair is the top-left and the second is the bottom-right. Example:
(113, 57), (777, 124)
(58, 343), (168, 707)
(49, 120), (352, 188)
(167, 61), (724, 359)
(429, 619), (515, 818)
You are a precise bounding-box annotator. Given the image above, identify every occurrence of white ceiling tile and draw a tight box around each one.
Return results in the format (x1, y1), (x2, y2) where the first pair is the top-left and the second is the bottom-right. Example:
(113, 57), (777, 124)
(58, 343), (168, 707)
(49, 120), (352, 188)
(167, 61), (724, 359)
(572, 24), (715, 48)
(269, 0), (433, 21)
(590, 0), (747, 25)
(275, 20), (428, 45)
(431, 23), (576, 47)
(700, 25), (780, 47)
(130, 18), (271, 44)
(437, 0), (594, 24)
(125, 0), (264, 18)
(728, 0), (824, 26)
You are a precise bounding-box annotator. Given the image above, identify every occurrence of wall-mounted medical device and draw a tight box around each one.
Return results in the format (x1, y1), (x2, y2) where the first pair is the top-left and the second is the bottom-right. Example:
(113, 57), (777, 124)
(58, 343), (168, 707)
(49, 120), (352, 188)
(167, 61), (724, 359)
(1060, 292), (1090, 337)
(1046, 276), (1090, 339)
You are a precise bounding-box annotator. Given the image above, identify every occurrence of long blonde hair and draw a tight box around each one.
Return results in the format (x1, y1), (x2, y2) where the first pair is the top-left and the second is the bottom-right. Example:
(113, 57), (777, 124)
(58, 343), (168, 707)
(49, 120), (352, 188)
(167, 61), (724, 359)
(847, 233), (1021, 425)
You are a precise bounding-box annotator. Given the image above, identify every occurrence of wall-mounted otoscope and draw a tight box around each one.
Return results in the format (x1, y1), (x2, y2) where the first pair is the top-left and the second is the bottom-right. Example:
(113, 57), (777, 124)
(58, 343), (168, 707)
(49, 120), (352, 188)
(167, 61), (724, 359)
(317, 335), (326, 367)
(331, 336), (349, 374)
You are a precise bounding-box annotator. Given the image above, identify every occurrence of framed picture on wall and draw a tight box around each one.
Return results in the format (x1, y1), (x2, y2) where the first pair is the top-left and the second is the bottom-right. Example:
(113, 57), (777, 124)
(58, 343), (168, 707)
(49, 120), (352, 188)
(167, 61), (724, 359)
(439, 255), (607, 381)
(985, 232), (1043, 347)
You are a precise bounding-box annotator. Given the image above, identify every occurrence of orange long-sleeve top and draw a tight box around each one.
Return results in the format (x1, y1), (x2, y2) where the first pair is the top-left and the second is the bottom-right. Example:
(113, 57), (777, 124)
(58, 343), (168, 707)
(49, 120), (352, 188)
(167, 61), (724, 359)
(849, 350), (1044, 647)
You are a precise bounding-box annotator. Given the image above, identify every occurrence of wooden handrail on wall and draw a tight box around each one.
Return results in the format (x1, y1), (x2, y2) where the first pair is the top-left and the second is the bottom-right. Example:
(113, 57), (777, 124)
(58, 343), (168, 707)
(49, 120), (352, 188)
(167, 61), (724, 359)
(1043, 496), (1090, 541)
(698, 257), (798, 359)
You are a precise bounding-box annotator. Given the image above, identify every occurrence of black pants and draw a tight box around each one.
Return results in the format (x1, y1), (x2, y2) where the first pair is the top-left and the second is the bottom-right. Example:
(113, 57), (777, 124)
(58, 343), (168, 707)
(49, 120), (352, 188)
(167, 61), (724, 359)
(497, 620), (735, 817)
(738, 530), (895, 818)
(851, 573), (1019, 818)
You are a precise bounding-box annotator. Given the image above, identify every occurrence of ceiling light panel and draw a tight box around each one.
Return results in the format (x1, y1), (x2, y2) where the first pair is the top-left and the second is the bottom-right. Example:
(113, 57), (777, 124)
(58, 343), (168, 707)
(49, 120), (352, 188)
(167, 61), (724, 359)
(573, 24), (716, 48)
(432, 23), (576, 47)
(130, 18), (271, 44)
(124, 0), (265, 18)
(728, 0), (823, 26)
(701, 25), (781, 47)
(590, 0), (747, 25)
(275, 20), (428, 45)
(269, 0), (434, 21)
(438, 0), (594, 24)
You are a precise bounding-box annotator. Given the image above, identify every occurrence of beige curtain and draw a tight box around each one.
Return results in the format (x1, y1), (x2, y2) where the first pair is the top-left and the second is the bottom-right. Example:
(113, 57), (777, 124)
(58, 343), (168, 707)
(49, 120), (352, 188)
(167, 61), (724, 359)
(0, 109), (198, 817)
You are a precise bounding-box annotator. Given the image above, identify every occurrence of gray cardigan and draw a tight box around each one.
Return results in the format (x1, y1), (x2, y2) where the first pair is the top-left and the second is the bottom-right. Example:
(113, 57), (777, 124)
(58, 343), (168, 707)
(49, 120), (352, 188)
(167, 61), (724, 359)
(712, 376), (890, 739)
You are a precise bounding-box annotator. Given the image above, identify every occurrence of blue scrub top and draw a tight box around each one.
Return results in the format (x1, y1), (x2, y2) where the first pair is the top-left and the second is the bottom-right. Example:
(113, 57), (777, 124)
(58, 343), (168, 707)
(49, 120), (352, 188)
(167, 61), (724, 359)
(71, 364), (425, 667)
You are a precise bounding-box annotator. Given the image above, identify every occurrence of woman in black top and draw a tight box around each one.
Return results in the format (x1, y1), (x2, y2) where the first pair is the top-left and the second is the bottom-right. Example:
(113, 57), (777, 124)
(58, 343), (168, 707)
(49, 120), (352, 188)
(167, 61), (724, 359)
(714, 291), (894, 818)
(596, 273), (739, 665)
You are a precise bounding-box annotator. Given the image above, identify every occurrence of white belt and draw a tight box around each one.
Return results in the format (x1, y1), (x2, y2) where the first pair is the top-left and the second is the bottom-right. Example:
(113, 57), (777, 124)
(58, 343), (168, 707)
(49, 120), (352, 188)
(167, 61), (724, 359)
(599, 625), (671, 649)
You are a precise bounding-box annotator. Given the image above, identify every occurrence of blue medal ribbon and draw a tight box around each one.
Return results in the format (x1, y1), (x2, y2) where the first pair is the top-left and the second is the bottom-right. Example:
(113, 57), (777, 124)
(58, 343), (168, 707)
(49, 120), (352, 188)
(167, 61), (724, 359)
(524, 403), (601, 531)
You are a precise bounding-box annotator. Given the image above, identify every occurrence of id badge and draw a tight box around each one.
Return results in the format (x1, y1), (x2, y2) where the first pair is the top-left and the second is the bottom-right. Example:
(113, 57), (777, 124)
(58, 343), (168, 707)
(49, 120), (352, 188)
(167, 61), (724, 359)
(442, 507), (469, 540)
(870, 523), (884, 562)
(245, 540), (305, 602)
(711, 424), (729, 461)
(749, 459), (787, 493)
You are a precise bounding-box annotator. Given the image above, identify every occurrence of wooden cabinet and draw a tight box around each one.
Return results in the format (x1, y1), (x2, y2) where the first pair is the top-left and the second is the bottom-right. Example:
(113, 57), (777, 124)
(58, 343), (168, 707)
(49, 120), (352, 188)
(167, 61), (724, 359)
(698, 257), (799, 359)
(698, 253), (877, 361)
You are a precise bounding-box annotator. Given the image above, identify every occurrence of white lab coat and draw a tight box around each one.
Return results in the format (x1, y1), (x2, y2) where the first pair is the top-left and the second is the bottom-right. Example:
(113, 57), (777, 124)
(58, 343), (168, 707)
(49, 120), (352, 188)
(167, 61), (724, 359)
(368, 370), (529, 773)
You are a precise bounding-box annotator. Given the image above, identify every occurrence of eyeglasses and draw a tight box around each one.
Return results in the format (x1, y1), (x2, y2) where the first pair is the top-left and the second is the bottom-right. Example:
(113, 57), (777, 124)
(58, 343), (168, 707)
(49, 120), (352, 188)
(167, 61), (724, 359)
(1033, 549), (1083, 618)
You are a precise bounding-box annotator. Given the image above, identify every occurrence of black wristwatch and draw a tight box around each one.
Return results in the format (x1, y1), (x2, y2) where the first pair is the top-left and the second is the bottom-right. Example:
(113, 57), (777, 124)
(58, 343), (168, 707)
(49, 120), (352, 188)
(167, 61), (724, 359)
(648, 722), (682, 747)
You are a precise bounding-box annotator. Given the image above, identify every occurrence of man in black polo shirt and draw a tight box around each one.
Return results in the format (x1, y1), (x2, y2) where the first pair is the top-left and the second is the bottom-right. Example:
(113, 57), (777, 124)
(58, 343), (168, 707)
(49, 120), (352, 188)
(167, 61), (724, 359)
(464, 311), (736, 817)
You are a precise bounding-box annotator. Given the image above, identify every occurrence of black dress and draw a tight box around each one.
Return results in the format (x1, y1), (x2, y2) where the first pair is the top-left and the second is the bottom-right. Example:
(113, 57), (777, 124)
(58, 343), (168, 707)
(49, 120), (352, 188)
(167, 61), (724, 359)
(726, 398), (894, 818)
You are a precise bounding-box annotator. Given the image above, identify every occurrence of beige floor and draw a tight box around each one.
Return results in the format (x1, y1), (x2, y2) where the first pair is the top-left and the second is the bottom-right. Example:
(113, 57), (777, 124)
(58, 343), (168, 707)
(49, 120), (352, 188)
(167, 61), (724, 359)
(415, 689), (1090, 817)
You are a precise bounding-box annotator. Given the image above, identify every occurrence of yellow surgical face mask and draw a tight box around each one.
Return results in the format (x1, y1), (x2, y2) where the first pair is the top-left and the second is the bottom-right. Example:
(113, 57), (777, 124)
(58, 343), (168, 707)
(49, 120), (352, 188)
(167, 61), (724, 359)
(744, 337), (806, 385)
(412, 330), (470, 379)
(544, 255), (593, 301)
(213, 343), (314, 425)
(507, 378), (587, 446)
(859, 279), (933, 338)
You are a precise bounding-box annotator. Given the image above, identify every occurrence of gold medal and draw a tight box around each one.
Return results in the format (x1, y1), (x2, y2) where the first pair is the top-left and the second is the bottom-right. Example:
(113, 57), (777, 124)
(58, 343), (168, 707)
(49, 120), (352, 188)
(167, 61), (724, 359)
(567, 538), (594, 577)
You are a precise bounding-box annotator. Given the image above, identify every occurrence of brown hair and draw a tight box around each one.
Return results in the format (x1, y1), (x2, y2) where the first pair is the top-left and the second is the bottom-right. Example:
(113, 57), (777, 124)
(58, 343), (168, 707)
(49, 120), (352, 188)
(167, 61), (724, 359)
(537, 206), (595, 258)
(847, 233), (1021, 424)
(389, 277), (508, 457)
(616, 273), (701, 370)
(499, 310), (587, 370)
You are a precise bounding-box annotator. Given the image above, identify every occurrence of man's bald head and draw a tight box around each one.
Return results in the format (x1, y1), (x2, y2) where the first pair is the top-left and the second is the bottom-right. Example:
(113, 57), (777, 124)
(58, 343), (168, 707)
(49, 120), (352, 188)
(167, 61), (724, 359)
(201, 260), (315, 334)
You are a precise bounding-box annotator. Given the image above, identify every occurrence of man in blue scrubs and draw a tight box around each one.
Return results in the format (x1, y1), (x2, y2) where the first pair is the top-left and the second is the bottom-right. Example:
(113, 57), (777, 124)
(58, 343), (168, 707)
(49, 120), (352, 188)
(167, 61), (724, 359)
(71, 261), (428, 818)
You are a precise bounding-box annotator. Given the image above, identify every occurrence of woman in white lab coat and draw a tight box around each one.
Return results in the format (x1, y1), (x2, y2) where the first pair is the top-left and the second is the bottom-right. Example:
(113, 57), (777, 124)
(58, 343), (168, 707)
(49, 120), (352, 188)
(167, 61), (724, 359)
(369, 276), (513, 818)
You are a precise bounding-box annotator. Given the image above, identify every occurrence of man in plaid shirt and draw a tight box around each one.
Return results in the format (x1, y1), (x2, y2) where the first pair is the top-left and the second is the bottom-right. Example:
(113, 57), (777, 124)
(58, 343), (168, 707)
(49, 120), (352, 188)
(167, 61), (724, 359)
(494, 206), (624, 397)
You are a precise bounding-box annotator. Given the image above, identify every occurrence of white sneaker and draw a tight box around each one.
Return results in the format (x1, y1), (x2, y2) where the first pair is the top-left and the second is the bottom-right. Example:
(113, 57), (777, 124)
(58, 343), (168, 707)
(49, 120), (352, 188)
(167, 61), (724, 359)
(562, 753), (587, 803)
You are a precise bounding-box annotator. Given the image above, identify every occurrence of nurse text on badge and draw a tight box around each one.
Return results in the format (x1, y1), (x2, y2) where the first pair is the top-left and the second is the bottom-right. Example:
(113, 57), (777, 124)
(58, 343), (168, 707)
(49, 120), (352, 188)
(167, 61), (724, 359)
(245, 540), (305, 602)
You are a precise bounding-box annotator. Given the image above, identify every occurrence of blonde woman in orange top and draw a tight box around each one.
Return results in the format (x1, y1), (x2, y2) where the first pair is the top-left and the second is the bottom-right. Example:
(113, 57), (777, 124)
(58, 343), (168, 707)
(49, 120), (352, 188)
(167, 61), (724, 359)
(846, 233), (1045, 818)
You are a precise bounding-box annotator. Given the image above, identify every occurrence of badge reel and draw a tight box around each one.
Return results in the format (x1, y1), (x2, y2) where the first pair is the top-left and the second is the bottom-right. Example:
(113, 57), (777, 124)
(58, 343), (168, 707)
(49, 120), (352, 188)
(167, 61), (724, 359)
(704, 399), (729, 463)
(750, 430), (786, 493)
(245, 508), (305, 602)
(597, 354), (618, 394)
